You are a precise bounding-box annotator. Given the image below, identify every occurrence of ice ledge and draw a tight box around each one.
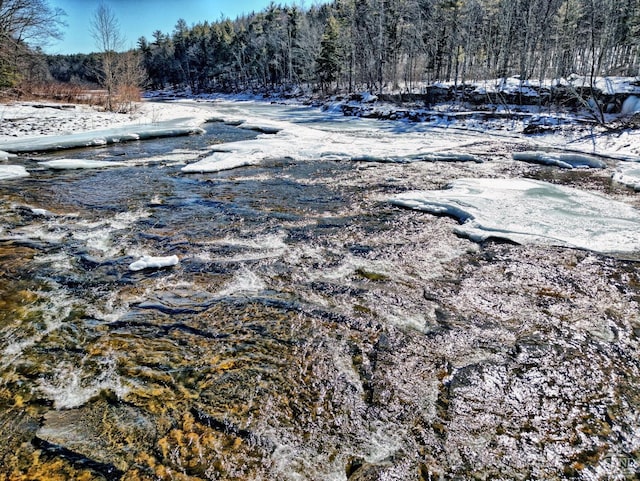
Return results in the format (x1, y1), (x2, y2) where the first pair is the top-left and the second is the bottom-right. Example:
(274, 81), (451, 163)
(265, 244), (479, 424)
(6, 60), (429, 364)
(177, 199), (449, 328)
(0, 119), (205, 153)
(391, 178), (640, 254)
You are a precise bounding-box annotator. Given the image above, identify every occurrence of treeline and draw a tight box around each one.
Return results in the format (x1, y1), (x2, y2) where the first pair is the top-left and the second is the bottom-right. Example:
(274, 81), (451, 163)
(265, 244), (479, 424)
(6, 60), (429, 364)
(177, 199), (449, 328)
(8, 0), (638, 97)
(128, 0), (640, 95)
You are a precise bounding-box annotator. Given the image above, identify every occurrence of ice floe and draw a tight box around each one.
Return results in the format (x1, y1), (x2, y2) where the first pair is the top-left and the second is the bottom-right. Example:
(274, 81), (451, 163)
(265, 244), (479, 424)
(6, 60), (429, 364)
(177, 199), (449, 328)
(390, 178), (640, 254)
(0, 165), (29, 180)
(513, 151), (606, 169)
(129, 255), (180, 271)
(38, 159), (128, 170)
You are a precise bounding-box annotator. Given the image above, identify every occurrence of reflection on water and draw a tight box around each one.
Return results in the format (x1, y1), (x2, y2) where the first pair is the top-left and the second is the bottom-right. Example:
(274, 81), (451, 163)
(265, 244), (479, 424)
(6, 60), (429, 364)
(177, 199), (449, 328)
(1, 103), (640, 480)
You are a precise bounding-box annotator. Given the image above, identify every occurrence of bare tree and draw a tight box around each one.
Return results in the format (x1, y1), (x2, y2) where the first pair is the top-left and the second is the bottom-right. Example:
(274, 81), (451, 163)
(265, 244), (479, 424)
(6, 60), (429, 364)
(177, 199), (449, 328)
(0, 0), (66, 87)
(90, 2), (123, 111)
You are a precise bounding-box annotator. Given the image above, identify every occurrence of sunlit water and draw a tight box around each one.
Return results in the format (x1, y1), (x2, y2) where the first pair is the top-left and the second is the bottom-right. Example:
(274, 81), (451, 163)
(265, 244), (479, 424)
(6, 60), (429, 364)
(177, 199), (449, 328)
(1, 101), (640, 480)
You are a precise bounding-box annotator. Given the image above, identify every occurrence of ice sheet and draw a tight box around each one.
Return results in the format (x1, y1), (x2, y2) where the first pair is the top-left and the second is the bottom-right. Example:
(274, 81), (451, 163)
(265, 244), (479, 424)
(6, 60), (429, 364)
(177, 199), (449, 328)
(391, 178), (640, 254)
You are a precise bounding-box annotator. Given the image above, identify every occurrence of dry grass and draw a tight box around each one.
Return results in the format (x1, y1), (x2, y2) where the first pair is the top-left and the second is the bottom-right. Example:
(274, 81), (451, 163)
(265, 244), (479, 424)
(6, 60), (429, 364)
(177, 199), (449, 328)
(0, 81), (142, 113)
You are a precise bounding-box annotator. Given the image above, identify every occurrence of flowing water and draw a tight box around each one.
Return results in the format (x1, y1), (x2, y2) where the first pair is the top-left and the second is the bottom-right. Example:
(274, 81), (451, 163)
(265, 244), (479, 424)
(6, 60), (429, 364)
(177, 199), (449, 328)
(1, 101), (640, 480)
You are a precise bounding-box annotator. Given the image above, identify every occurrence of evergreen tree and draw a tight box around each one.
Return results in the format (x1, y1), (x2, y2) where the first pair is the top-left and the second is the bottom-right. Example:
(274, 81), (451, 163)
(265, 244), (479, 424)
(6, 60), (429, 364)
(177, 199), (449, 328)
(316, 15), (342, 93)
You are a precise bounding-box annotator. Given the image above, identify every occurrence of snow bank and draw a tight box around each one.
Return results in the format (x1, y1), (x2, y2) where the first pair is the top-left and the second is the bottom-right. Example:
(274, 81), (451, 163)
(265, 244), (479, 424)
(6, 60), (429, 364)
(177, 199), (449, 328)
(0, 150), (16, 161)
(513, 151), (606, 169)
(0, 165), (29, 180)
(129, 255), (180, 271)
(621, 96), (640, 116)
(612, 162), (640, 191)
(38, 159), (128, 170)
(390, 178), (640, 254)
(360, 92), (378, 103)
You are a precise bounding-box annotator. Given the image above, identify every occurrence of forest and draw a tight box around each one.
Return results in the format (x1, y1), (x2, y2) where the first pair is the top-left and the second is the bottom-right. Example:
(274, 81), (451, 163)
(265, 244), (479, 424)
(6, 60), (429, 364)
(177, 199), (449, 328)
(4, 0), (640, 99)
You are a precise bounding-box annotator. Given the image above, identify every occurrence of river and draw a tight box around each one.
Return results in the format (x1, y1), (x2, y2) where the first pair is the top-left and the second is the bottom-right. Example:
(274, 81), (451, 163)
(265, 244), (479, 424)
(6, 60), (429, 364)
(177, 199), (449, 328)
(1, 100), (639, 480)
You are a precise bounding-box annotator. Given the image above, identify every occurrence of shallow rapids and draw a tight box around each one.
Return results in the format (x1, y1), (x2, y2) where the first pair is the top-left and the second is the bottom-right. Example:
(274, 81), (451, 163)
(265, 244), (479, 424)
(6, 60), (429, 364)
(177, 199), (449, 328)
(1, 100), (640, 480)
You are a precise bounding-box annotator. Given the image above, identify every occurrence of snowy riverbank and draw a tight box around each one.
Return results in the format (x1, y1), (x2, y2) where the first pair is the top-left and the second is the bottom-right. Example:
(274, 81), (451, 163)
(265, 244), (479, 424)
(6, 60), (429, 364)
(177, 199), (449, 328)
(0, 100), (211, 140)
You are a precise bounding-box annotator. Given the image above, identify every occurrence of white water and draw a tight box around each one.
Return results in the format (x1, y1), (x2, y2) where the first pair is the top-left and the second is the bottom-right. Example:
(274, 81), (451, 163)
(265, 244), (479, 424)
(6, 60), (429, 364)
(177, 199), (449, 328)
(2, 99), (640, 480)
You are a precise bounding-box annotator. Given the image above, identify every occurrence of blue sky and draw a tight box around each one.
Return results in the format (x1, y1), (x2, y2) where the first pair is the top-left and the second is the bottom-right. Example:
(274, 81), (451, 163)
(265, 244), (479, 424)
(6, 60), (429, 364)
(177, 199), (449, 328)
(46, 0), (328, 55)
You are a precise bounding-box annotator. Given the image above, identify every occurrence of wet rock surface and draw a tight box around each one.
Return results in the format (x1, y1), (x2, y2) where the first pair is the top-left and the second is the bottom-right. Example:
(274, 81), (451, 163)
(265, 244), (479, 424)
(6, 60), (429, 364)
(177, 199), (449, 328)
(1, 103), (640, 480)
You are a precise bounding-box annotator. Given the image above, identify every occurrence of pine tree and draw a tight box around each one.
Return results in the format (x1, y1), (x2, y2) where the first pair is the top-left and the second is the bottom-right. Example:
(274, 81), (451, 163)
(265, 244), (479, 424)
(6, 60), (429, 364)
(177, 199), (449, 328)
(316, 15), (342, 93)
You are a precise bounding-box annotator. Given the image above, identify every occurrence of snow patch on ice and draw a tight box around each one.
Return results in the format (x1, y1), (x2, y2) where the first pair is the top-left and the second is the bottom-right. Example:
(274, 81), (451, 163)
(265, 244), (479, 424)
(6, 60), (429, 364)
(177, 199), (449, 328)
(391, 178), (640, 254)
(181, 103), (483, 173)
(182, 150), (265, 173)
(30, 208), (51, 216)
(0, 150), (16, 161)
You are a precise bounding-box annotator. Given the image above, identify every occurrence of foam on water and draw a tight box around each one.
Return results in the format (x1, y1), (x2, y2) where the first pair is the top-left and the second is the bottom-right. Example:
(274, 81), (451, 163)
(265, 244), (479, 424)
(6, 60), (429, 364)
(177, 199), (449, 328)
(32, 252), (74, 271)
(1, 286), (75, 366)
(207, 231), (289, 262)
(72, 209), (152, 256)
(38, 356), (130, 410)
(218, 266), (267, 296)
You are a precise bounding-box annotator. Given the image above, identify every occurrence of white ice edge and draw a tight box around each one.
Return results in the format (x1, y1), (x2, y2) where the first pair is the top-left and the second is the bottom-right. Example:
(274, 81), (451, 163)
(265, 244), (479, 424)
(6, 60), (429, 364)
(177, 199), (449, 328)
(129, 255), (180, 271)
(390, 178), (640, 254)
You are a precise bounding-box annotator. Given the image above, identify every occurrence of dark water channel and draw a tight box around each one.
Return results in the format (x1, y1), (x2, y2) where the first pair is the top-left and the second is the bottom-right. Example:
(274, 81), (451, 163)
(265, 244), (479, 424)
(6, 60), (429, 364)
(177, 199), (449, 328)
(1, 103), (640, 480)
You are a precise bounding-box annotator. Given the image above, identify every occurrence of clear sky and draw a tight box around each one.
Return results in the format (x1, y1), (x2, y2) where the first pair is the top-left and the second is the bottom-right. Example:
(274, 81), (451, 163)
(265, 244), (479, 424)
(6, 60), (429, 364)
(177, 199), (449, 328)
(46, 0), (328, 55)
